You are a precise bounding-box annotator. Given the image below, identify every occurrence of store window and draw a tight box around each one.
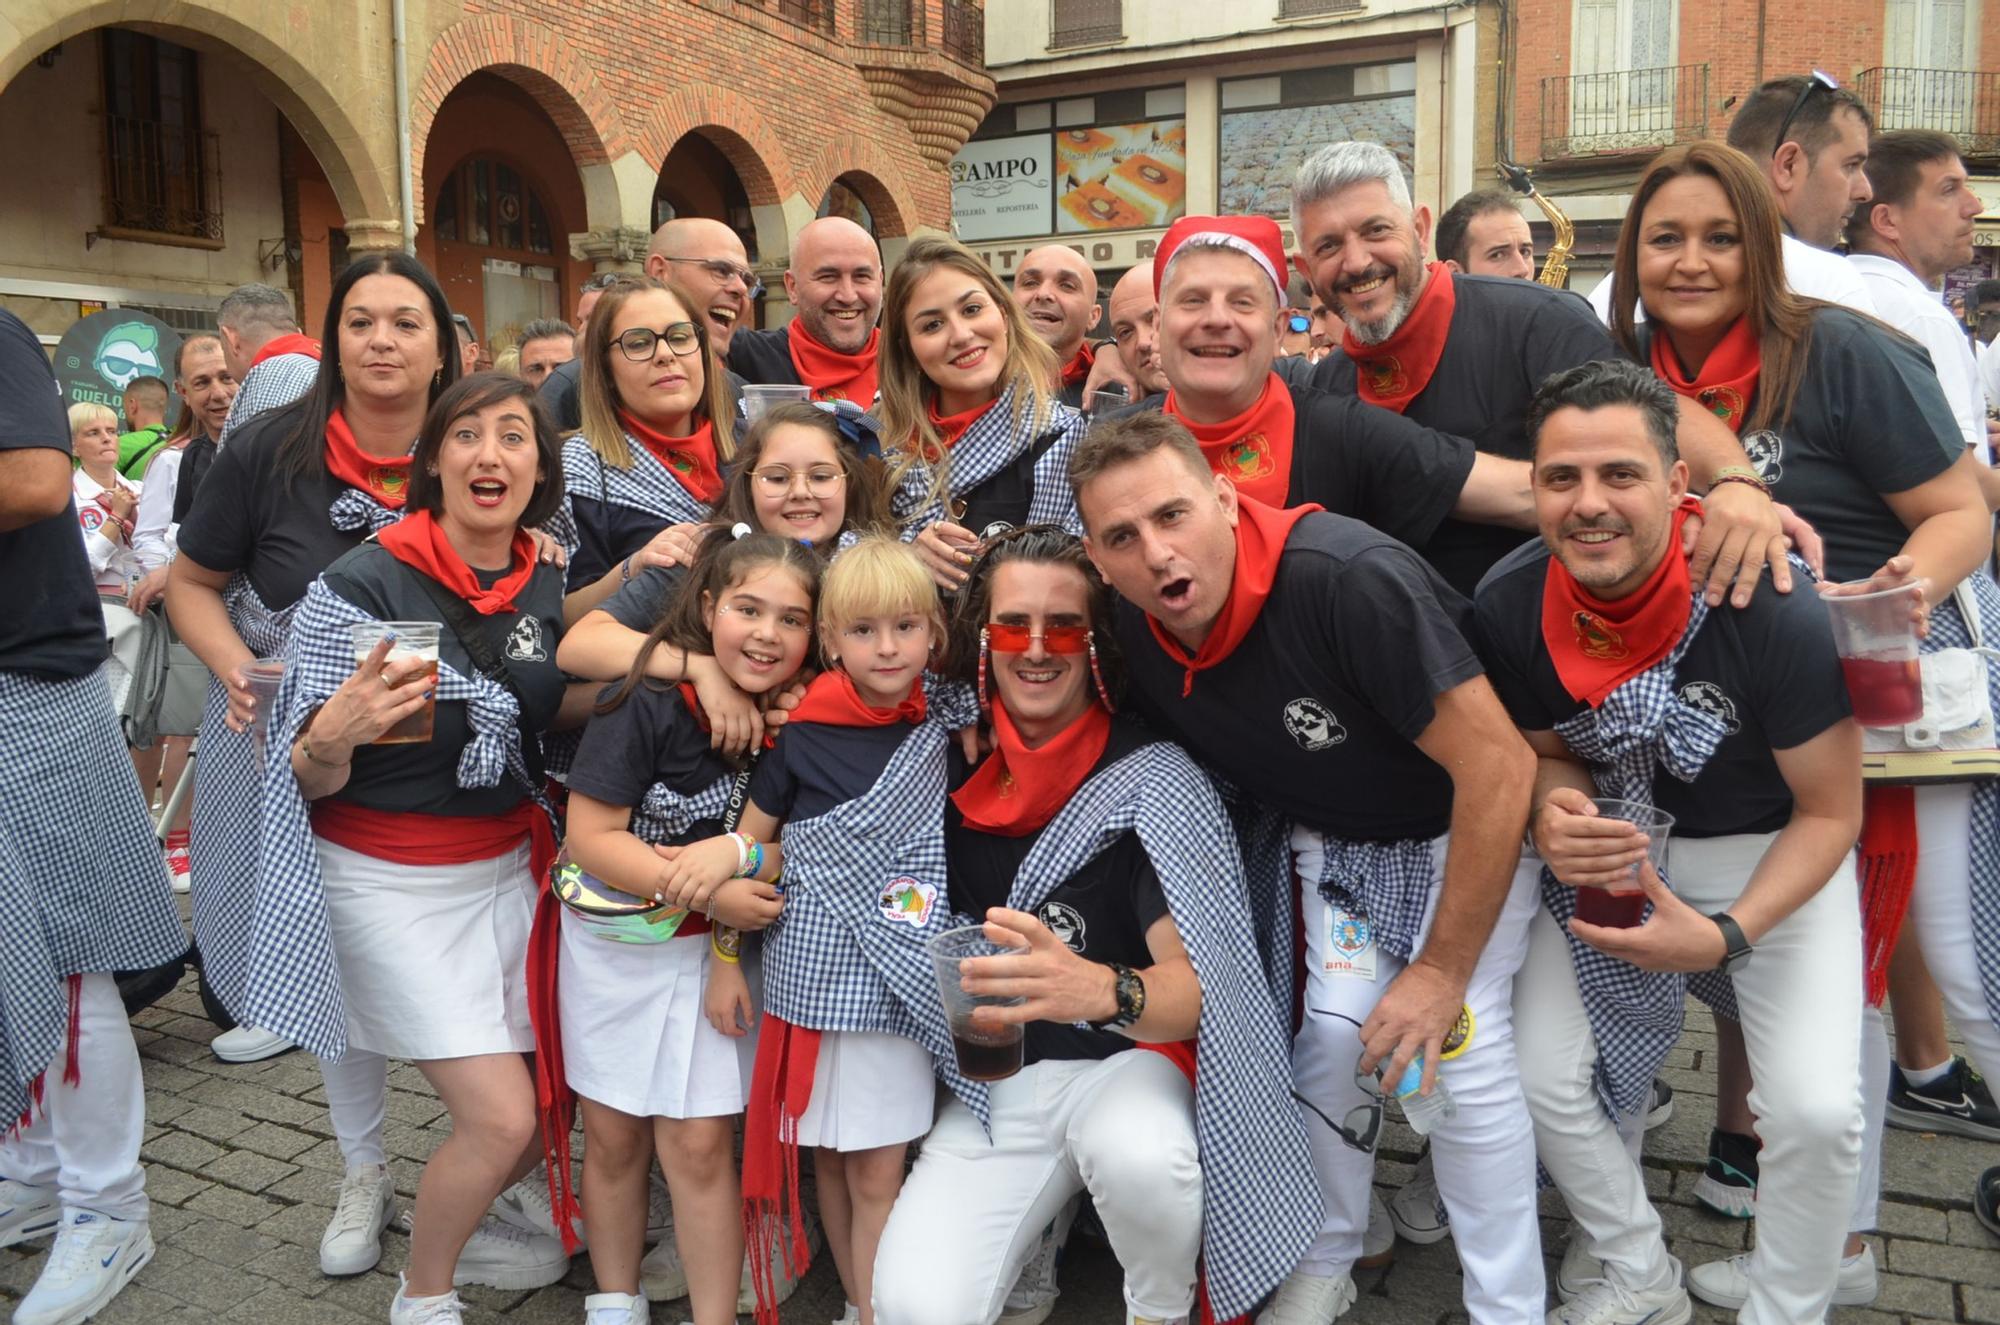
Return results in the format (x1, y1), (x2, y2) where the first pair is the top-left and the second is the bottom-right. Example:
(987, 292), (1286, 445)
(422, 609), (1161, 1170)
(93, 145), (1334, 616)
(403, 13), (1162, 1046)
(953, 86), (1186, 241)
(1217, 63), (1418, 217)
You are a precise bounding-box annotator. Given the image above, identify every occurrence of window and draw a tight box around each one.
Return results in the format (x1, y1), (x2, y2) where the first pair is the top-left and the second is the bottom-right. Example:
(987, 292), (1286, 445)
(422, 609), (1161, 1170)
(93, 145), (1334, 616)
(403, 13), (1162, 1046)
(1567, 0), (1680, 142)
(431, 157), (555, 257)
(1884, 0), (1977, 69)
(99, 30), (222, 243)
(1051, 0), (1123, 49)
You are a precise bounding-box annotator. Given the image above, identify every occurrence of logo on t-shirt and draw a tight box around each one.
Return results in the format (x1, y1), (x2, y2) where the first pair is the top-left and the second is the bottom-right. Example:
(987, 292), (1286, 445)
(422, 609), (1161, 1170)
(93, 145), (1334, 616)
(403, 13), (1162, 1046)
(1360, 356), (1408, 399)
(1678, 680), (1741, 735)
(1572, 610), (1629, 661)
(1037, 900), (1086, 952)
(1742, 430), (1783, 484)
(980, 520), (1016, 540)
(506, 615), (547, 663)
(1222, 433), (1275, 483)
(1282, 697), (1347, 751)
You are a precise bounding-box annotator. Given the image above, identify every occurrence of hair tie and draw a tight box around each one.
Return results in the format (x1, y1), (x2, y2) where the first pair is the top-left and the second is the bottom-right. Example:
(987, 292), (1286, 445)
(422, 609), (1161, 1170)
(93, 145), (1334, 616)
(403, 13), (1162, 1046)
(731, 522), (753, 540)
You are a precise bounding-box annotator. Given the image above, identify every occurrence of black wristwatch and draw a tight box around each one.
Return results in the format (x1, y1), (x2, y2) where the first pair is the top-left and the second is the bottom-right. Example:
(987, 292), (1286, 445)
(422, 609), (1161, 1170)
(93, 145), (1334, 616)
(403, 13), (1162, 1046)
(1709, 912), (1753, 975)
(1089, 963), (1146, 1032)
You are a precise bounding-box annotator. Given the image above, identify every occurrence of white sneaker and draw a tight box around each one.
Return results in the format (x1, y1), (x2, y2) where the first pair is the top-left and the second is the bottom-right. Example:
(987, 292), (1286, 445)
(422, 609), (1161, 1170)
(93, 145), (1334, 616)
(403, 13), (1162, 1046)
(493, 1173), (586, 1250)
(582, 1289), (649, 1324)
(1386, 1150), (1449, 1245)
(640, 1235), (689, 1301)
(210, 1024), (294, 1063)
(830, 1305), (860, 1325)
(1547, 1274), (1691, 1325)
(1555, 1239), (1606, 1302)
(736, 1203), (817, 1313)
(390, 1272), (466, 1325)
(645, 1168), (674, 1243)
(398, 1209), (570, 1290)
(13, 1209), (155, 1325)
(1359, 1190), (1395, 1269)
(320, 1163), (395, 1276)
(1687, 1246), (1878, 1309)
(0, 1178), (60, 1248)
(1254, 1270), (1357, 1325)
(999, 1196), (1077, 1325)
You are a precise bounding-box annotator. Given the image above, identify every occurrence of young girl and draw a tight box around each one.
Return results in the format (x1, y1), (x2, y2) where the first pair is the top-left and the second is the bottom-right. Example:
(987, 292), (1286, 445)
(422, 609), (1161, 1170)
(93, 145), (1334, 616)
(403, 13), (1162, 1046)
(537, 529), (819, 1325)
(651, 537), (956, 1325)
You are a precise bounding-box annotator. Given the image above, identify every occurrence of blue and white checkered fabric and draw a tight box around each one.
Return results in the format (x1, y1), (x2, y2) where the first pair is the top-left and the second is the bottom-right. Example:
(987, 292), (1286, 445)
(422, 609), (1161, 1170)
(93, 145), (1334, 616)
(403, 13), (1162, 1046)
(1218, 790), (1299, 1025)
(237, 578), (548, 1059)
(0, 666), (186, 1123)
(1307, 835), (1440, 965)
(328, 488), (402, 535)
(1926, 572), (2000, 1033)
(952, 740), (1319, 1320)
(921, 673), (979, 734)
(1550, 590), (1727, 1120)
(630, 768), (736, 845)
(545, 432), (716, 555)
(890, 384), (1085, 536)
(217, 352), (318, 445)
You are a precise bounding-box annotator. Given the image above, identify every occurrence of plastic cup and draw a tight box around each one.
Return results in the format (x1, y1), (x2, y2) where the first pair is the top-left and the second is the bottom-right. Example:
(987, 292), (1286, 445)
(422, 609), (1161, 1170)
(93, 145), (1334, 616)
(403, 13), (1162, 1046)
(741, 383), (814, 423)
(241, 657), (286, 757)
(349, 621), (440, 745)
(1573, 798), (1674, 929)
(1085, 387), (1130, 416)
(928, 924), (1026, 1082)
(1822, 581), (1925, 727)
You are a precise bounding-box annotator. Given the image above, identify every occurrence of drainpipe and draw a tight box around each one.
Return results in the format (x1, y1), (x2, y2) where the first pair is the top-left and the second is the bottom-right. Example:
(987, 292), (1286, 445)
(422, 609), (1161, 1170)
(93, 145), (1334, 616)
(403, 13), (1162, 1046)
(393, 0), (415, 253)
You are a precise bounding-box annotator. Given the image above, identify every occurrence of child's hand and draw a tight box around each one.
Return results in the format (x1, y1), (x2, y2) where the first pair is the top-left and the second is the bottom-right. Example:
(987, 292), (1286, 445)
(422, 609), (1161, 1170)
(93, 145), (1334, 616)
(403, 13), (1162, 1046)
(651, 834), (743, 912)
(709, 876), (784, 930)
(704, 956), (755, 1037)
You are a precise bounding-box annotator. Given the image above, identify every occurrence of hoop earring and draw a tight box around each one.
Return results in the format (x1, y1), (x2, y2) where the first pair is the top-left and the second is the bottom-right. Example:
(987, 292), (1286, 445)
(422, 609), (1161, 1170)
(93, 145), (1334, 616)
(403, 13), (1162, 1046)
(976, 627), (992, 713)
(1088, 633), (1115, 713)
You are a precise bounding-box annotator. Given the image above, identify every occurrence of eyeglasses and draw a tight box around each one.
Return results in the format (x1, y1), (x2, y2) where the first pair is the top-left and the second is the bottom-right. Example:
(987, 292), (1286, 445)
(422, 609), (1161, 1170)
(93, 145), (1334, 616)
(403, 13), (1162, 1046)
(1290, 1009), (1386, 1153)
(1773, 70), (1840, 156)
(615, 322), (703, 362)
(751, 464), (845, 496)
(662, 256), (766, 302)
(983, 623), (1090, 654)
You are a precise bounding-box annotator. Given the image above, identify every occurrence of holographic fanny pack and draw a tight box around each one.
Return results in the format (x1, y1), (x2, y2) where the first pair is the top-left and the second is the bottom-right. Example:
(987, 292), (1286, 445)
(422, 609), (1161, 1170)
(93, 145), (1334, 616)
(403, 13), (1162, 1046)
(552, 849), (695, 945)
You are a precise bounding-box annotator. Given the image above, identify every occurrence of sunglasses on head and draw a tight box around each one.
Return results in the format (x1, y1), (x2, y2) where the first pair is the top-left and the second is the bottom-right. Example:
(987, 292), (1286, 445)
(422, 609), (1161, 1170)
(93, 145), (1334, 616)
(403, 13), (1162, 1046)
(983, 623), (1090, 654)
(1288, 314), (1311, 333)
(1773, 70), (1840, 155)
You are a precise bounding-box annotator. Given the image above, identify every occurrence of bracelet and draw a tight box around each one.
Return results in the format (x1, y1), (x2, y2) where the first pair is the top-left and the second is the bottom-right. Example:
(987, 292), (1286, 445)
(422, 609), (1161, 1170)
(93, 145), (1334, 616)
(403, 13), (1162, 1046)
(727, 832), (750, 877)
(1706, 466), (1769, 495)
(300, 734), (349, 768)
(731, 832), (762, 878)
(711, 927), (742, 964)
(620, 555), (634, 584)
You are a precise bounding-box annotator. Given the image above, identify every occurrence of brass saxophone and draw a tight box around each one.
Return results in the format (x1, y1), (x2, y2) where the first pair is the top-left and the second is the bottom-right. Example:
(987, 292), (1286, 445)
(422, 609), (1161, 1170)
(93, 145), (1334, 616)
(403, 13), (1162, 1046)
(1498, 160), (1574, 290)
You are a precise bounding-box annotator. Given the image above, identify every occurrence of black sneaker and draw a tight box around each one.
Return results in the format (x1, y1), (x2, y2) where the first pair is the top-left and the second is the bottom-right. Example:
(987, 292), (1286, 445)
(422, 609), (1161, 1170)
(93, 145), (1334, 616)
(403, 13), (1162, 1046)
(1886, 1057), (2000, 1142)
(1693, 1128), (1758, 1219)
(1976, 1166), (2000, 1240)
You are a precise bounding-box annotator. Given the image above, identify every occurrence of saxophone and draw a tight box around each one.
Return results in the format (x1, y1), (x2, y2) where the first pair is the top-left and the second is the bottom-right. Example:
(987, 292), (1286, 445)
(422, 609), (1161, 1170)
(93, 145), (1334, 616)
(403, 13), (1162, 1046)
(1498, 160), (1574, 290)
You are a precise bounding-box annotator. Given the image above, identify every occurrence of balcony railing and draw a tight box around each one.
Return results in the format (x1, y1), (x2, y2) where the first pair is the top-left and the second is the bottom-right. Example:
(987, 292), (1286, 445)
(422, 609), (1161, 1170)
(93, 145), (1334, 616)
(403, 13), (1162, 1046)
(942, 0), (984, 64)
(1280, 0), (1364, 15)
(1539, 63), (1708, 160)
(1051, 0), (1122, 48)
(861, 0), (920, 44)
(102, 114), (223, 243)
(774, 0), (835, 36)
(1855, 67), (2000, 154)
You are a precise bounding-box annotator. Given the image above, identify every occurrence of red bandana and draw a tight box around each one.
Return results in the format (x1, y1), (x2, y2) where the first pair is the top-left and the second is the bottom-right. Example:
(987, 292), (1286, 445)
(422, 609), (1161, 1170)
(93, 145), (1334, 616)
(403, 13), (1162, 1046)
(951, 697), (1112, 837)
(620, 411), (723, 504)
(1342, 263), (1457, 413)
(674, 681), (778, 748)
(1061, 341), (1095, 390)
(1540, 497), (1704, 707)
(251, 332), (321, 369)
(376, 509), (538, 615)
(787, 321), (880, 405)
(323, 409), (411, 507)
(925, 395), (1000, 457)
(1146, 495), (1318, 697)
(1163, 372), (1296, 508)
(786, 667), (926, 727)
(1650, 317), (1761, 434)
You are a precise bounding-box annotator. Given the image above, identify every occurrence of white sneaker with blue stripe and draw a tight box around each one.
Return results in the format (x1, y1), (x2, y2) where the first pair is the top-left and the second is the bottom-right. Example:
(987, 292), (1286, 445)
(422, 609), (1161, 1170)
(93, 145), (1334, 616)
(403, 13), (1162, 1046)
(13, 1208), (155, 1325)
(0, 1177), (60, 1248)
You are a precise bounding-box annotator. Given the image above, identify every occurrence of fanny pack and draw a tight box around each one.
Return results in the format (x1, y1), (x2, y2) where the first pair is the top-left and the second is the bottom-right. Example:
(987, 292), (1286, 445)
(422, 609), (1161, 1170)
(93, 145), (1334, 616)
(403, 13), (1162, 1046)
(1864, 581), (2000, 781)
(556, 762), (754, 943)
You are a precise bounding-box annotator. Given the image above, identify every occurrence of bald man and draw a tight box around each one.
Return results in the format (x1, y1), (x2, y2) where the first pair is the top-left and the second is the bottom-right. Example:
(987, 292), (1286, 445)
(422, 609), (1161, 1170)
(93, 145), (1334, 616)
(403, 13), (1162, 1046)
(1106, 260), (1168, 399)
(728, 216), (884, 405)
(1013, 244), (1101, 406)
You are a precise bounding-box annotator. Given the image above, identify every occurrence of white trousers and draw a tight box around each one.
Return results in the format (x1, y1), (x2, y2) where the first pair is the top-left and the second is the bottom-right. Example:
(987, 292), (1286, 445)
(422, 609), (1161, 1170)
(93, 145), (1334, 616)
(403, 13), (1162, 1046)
(1292, 845), (1544, 1325)
(0, 973), (148, 1219)
(873, 1050), (1200, 1325)
(318, 1050), (388, 1169)
(1516, 832), (1863, 1325)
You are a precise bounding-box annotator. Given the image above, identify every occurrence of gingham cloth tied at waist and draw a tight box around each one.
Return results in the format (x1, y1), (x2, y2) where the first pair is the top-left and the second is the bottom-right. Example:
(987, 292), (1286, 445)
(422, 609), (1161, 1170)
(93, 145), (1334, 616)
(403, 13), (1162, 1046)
(890, 382), (1086, 536)
(1924, 572), (2000, 1033)
(545, 432), (715, 556)
(1548, 589), (1726, 1120)
(239, 578), (551, 1060)
(1308, 833), (1441, 965)
(328, 486), (403, 535)
(630, 768), (737, 846)
(944, 740), (1319, 1320)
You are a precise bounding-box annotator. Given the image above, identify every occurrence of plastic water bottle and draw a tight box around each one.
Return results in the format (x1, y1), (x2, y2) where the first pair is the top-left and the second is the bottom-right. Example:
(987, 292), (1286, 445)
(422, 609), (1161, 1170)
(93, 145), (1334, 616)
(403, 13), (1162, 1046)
(1385, 1053), (1457, 1134)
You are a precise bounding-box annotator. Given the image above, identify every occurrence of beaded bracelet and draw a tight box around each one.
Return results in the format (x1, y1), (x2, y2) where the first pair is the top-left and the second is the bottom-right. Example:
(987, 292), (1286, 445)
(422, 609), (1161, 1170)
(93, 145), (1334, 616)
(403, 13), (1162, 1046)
(1706, 465), (1769, 496)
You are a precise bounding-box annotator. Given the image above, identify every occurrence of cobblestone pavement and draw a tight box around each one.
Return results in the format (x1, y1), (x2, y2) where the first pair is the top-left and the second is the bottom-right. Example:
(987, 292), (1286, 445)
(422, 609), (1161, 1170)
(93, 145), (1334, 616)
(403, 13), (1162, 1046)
(3, 981), (1995, 1324)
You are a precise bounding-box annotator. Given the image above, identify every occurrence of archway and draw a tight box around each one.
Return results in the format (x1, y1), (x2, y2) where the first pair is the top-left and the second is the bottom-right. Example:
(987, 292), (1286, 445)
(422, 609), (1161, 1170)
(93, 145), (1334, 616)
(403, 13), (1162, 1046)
(654, 133), (764, 261)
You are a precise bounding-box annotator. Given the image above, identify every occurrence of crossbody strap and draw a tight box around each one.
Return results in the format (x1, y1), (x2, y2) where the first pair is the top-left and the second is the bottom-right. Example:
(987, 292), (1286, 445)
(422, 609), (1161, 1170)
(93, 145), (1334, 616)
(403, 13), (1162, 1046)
(406, 570), (548, 788)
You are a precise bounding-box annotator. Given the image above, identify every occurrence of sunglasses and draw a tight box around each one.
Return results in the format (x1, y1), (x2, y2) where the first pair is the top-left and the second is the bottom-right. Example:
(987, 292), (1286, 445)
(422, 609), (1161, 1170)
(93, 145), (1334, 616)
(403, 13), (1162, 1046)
(1773, 70), (1840, 155)
(983, 623), (1090, 654)
(1288, 314), (1311, 333)
(1289, 1009), (1388, 1153)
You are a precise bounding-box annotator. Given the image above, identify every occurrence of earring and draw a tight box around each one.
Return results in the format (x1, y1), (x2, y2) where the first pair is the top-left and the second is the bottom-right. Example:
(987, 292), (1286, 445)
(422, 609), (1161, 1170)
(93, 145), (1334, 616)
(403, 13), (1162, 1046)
(976, 627), (992, 713)
(1088, 633), (1114, 713)
(433, 367), (443, 386)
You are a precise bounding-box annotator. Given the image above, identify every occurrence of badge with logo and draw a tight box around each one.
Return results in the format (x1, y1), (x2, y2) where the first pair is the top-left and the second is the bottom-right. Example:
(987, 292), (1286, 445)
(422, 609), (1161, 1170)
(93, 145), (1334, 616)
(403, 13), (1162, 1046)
(78, 506), (105, 533)
(878, 876), (938, 928)
(1223, 433), (1274, 483)
(1438, 1004), (1476, 1060)
(507, 615), (548, 663)
(1038, 900), (1087, 952)
(1282, 697), (1346, 751)
(1323, 904), (1376, 980)
(1572, 611), (1629, 661)
(1677, 680), (1740, 734)
(1741, 430), (1783, 484)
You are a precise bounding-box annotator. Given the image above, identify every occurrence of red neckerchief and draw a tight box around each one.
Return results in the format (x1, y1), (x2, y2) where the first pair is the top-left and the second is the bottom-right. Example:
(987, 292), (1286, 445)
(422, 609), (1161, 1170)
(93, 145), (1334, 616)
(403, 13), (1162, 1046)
(376, 508), (538, 615)
(951, 697), (1112, 837)
(787, 321), (880, 405)
(324, 408), (411, 507)
(619, 410), (723, 504)
(1650, 316), (1761, 434)
(786, 667), (926, 727)
(1342, 263), (1457, 413)
(251, 332), (321, 369)
(1163, 372), (1296, 507)
(1061, 341), (1095, 389)
(1539, 497), (1704, 706)
(1146, 496), (1318, 697)
(926, 394), (999, 453)
(675, 681), (780, 749)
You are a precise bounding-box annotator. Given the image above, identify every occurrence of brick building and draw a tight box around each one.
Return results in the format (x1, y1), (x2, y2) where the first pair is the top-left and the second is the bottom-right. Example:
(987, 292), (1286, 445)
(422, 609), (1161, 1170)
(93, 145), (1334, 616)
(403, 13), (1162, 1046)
(0, 0), (990, 354)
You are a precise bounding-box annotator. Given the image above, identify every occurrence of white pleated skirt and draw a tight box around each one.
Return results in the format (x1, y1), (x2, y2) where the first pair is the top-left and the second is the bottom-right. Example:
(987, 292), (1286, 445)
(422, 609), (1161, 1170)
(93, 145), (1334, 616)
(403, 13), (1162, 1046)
(315, 836), (536, 1060)
(558, 912), (755, 1119)
(792, 1029), (936, 1152)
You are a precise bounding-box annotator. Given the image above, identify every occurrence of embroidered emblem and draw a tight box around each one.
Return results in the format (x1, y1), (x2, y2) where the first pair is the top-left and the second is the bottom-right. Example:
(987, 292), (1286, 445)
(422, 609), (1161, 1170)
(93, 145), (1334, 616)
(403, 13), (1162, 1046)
(1697, 385), (1745, 429)
(1038, 900), (1087, 952)
(1282, 697), (1347, 751)
(878, 876), (938, 927)
(1678, 680), (1741, 735)
(1362, 356), (1408, 398)
(506, 615), (547, 663)
(1572, 611), (1629, 661)
(368, 466), (407, 499)
(1741, 430), (1783, 484)
(1222, 432), (1274, 482)
(79, 506), (105, 532)
(1439, 1004), (1476, 1060)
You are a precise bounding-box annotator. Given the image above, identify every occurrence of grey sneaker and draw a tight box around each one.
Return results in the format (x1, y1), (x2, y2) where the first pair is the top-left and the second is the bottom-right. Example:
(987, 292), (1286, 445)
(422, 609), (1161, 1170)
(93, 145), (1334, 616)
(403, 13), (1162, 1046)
(999, 1197), (1078, 1324)
(1387, 1149), (1449, 1244)
(1547, 1274), (1690, 1325)
(1254, 1271), (1357, 1325)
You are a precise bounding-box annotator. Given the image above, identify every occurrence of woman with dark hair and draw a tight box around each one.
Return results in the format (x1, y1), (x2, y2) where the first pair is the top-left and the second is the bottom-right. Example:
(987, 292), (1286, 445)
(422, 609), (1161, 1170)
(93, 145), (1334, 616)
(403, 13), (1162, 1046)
(248, 372), (580, 1324)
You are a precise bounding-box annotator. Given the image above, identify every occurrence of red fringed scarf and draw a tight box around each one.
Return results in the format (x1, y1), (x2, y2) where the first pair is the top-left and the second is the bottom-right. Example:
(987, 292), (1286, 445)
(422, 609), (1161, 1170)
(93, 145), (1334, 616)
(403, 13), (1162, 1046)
(7, 976), (84, 1142)
(1540, 498), (1705, 707)
(1341, 264), (1457, 413)
(620, 411), (723, 504)
(323, 410), (411, 507)
(1858, 786), (1919, 1006)
(1649, 317), (1761, 434)
(1146, 497), (1317, 697)
(1163, 373), (1296, 508)
(787, 321), (880, 405)
(375, 510), (538, 615)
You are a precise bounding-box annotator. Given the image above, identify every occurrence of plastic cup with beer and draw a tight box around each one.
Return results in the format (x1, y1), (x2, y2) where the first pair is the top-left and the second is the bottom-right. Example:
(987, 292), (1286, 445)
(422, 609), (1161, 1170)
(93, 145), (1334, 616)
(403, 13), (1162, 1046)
(349, 621), (441, 744)
(241, 657), (287, 756)
(928, 924), (1027, 1082)
(741, 384), (813, 423)
(1085, 386), (1130, 416)
(1821, 580), (1925, 727)
(1573, 798), (1674, 930)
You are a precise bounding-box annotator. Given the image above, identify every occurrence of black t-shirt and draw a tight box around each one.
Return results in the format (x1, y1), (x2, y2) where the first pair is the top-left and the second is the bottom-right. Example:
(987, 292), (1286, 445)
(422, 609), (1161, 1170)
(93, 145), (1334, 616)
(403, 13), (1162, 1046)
(1473, 539), (1852, 836)
(750, 718), (912, 823)
(319, 544), (566, 818)
(1645, 307), (1960, 585)
(0, 311), (104, 679)
(568, 681), (734, 846)
(1311, 275), (1620, 596)
(176, 406), (368, 611)
(601, 563), (688, 632)
(946, 720), (1171, 1065)
(1117, 513), (1484, 841)
(727, 328), (803, 387)
(957, 421), (1070, 539)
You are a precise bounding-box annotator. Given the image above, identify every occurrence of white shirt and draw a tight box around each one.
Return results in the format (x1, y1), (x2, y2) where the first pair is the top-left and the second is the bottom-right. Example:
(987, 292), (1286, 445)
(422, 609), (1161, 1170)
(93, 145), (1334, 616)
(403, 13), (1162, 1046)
(131, 446), (182, 571)
(1587, 232), (1878, 322)
(72, 469), (146, 592)
(1847, 253), (1987, 460)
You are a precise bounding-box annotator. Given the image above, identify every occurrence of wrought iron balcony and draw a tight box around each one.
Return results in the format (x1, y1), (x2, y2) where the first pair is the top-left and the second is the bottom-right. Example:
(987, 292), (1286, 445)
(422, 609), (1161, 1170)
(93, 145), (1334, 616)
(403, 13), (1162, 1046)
(943, 0), (984, 64)
(861, 0), (919, 45)
(102, 114), (223, 243)
(1280, 0), (1364, 15)
(774, 0), (835, 36)
(1539, 63), (1708, 161)
(1051, 0), (1122, 49)
(1855, 67), (2000, 154)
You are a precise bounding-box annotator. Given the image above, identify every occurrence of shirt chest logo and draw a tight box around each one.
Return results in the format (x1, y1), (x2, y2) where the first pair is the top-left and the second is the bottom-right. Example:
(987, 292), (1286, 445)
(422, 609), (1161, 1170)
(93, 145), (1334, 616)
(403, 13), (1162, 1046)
(1282, 697), (1347, 751)
(1678, 680), (1741, 735)
(1742, 430), (1784, 484)
(1037, 900), (1087, 953)
(506, 615), (547, 663)
(979, 519), (1016, 540)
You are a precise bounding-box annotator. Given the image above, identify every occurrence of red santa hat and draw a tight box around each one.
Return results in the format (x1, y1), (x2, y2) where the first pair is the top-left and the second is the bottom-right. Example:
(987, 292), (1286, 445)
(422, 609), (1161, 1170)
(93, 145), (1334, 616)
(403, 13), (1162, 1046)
(1153, 215), (1288, 300)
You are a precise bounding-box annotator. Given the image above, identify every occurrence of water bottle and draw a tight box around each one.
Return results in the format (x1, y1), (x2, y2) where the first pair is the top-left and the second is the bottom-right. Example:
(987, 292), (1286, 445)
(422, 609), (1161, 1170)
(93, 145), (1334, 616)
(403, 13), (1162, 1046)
(1384, 1052), (1457, 1134)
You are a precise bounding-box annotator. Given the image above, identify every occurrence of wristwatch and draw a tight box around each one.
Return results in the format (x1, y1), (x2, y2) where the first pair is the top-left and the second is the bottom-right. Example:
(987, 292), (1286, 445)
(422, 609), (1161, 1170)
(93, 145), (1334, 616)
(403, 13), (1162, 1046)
(1089, 963), (1146, 1032)
(1709, 912), (1753, 975)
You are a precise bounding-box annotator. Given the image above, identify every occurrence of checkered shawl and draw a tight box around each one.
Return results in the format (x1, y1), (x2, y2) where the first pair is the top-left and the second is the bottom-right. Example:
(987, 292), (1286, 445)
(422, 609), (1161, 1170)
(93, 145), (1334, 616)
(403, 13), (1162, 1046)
(629, 766), (737, 845)
(545, 432), (716, 555)
(1549, 590), (1727, 1120)
(889, 384), (1086, 536)
(1927, 572), (2000, 1032)
(946, 740), (1319, 1320)
(0, 667), (185, 1124)
(328, 487), (403, 536)
(1308, 836), (1440, 965)
(1217, 791), (1300, 1023)
(217, 352), (318, 445)
(237, 579), (550, 1059)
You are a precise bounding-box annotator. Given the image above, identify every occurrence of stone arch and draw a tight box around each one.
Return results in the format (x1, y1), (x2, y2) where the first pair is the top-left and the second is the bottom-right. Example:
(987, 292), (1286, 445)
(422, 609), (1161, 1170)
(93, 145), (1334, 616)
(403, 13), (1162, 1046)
(803, 136), (915, 238)
(638, 86), (795, 210)
(0, 1), (393, 224)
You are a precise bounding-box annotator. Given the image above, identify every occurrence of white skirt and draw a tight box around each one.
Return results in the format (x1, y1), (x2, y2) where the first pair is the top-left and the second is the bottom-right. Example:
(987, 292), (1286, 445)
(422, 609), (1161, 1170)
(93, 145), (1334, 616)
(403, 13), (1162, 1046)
(558, 911), (755, 1119)
(315, 836), (536, 1060)
(792, 1029), (936, 1152)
